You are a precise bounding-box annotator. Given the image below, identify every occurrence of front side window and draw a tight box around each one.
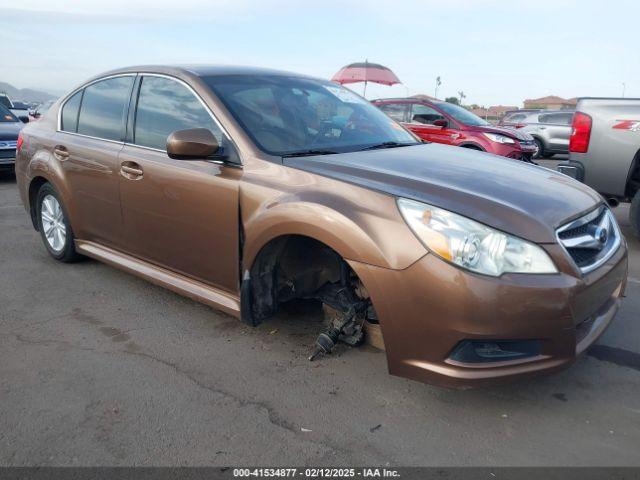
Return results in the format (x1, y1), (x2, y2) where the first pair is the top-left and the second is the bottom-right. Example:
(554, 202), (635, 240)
(204, 75), (417, 156)
(437, 102), (489, 127)
(410, 104), (446, 125)
(134, 76), (222, 151)
(379, 103), (408, 122)
(77, 76), (134, 141)
(61, 91), (82, 132)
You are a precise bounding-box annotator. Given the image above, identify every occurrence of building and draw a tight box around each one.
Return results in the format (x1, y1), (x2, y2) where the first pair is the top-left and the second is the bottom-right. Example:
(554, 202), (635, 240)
(523, 96), (577, 110)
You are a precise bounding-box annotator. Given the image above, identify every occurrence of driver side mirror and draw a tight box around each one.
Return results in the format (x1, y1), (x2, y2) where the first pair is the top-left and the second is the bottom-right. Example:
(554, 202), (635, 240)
(166, 128), (220, 160)
(18, 116), (30, 124)
(432, 119), (448, 128)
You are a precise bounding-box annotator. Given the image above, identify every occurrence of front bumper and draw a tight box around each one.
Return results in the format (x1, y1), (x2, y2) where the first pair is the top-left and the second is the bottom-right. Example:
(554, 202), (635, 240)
(349, 241), (627, 388)
(0, 149), (16, 169)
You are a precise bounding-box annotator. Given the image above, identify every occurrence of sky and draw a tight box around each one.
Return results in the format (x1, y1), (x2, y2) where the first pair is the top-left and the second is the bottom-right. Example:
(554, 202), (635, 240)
(0, 0), (638, 106)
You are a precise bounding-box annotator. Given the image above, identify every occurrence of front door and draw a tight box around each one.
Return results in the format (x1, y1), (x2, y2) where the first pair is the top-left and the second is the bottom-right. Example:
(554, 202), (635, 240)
(118, 75), (241, 293)
(405, 103), (458, 144)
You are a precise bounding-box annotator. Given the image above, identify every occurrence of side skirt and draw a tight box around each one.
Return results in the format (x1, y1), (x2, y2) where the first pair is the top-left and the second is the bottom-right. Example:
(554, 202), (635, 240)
(75, 240), (241, 318)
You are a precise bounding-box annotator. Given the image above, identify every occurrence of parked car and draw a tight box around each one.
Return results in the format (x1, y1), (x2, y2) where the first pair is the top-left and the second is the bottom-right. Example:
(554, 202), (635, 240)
(0, 104), (23, 172)
(16, 66), (627, 387)
(558, 97), (640, 236)
(373, 98), (538, 162)
(0, 93), (13, 110)
(29, 100), (55, 121)
(498, 110), (573, 159)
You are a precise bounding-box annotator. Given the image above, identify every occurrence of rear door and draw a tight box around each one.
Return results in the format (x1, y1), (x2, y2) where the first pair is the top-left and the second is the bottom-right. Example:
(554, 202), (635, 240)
(406, 103), (457, 144)
(538, 112), (573, 151)
(55, 75), (135, 248)
(117, 75), (241, 293)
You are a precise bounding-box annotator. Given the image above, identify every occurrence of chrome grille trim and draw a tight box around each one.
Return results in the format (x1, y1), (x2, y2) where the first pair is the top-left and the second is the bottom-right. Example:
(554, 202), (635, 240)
(0, 140), (17, 150)
(556, 205), (621, 275)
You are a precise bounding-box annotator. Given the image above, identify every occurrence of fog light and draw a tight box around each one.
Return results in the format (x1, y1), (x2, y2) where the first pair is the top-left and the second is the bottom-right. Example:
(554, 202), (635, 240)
(448, 340), (541, 364)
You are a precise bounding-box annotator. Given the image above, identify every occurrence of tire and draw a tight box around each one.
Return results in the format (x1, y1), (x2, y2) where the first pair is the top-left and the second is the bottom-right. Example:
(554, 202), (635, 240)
(532, 138), (544, 159)
(36, 183), (83, 262)
(631, 190), (640, 238)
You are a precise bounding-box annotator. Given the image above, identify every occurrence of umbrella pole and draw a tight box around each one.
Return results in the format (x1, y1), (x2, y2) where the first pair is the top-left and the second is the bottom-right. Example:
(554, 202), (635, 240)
(363, 80), (367, 99)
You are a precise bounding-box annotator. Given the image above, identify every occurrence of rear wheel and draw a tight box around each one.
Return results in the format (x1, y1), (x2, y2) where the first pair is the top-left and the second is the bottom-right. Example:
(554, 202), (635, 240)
(631, 190), (640, 238)
(532, 138), (544, 159)
(36, 183), (83, 262)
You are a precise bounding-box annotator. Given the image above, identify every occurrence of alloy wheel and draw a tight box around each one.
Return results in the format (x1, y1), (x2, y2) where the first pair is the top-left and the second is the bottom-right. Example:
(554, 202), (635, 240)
(40, 194), (67, 252)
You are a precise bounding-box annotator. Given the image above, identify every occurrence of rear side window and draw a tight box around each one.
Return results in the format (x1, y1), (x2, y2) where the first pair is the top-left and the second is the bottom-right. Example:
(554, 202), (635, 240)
(77, 76), (134, 141)
(61, 91), (82, 132)
(133, 76), (221, 151)
(378, 103), (408, 122)
(504, 113), (526, 123)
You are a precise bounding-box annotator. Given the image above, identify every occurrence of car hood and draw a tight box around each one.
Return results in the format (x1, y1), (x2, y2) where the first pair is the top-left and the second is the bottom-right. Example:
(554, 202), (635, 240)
(283, 143), (602, 243)
(0, 121), (23, 141)
(469, 124), (532, 141)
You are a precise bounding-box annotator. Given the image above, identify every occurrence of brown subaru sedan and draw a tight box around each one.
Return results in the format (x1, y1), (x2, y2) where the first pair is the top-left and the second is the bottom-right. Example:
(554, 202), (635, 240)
(15, 65), (628, 387)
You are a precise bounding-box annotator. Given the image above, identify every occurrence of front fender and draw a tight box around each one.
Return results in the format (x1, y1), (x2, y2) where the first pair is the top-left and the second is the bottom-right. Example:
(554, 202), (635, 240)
(242, 191), (426, 271)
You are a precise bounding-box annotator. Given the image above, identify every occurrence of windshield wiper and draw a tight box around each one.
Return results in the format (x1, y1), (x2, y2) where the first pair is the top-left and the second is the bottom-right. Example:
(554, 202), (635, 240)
(281, 149), (339, 158)
(359, 141), (417, 151)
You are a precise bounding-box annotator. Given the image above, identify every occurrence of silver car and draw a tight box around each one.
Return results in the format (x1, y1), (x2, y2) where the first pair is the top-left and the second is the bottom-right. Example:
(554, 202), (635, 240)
(558, 97), (640, 236)
(501, 110), (573, 159)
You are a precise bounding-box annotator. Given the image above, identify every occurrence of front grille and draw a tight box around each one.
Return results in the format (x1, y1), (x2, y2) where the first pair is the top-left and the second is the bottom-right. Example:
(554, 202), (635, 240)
(556, 206), (620, 274)
(0, 149), (16, 159)
(519, 140), (535, 147)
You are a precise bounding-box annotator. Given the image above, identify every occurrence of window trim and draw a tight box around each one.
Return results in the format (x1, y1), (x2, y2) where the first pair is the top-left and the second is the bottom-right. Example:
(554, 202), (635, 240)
(125, 73), (237, 158)
(57, 73), (136, 145)
(56, 72), (240, 163)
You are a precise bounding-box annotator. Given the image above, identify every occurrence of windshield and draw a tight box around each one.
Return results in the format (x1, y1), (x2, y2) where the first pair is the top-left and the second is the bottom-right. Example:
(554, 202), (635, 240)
(204, 75), (418, 156)
(0, 104), (19, 123)
(437, 102), (489, 127)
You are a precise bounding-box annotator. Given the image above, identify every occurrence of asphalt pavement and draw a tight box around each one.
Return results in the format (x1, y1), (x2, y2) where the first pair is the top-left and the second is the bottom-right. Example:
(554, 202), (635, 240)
(1, 163), (639, 466)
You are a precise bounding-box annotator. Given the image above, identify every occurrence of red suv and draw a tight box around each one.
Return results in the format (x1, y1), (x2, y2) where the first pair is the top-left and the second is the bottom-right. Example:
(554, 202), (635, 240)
(373, 98), (538, 162)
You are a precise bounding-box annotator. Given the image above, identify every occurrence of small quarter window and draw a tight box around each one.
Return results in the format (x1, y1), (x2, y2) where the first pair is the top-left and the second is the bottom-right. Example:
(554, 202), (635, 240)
(378, 103), (408, 122)
(61, 91), (82, 133)
(77, 76), (134, 141)
(134, 76), (222, 151)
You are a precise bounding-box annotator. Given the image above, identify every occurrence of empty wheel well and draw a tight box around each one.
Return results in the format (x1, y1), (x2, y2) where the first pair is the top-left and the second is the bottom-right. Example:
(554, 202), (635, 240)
(28, 176), (48, 230)
(242, 235), (371, 326)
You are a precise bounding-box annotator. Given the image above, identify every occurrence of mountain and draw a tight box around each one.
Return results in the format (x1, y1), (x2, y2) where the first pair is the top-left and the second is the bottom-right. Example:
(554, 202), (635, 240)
(0, 81), (57, 103)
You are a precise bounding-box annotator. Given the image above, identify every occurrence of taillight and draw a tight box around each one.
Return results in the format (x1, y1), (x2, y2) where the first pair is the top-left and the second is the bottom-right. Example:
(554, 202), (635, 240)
(569, 112), (592, 153)
(16, 132), (24, 152)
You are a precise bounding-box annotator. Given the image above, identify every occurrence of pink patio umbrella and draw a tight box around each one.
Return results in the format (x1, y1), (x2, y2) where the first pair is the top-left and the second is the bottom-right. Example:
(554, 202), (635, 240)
(331, 61), (401, 98)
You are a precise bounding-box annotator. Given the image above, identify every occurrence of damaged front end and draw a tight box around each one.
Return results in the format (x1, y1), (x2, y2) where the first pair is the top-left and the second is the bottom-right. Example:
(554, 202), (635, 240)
(241, 236), (379, 360)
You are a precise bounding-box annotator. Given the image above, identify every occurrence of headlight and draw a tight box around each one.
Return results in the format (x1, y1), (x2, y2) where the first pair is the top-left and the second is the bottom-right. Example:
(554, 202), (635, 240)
(483, 132), (515, 144)
(397, 198), (557, 276)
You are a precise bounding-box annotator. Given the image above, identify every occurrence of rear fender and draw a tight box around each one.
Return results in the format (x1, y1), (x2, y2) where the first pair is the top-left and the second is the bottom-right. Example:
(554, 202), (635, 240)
(26, 147), (78, 231)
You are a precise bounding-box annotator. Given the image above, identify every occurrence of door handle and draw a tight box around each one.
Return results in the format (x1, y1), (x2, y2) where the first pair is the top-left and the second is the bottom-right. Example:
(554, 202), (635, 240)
(53, 145), (69, 160)
(120, 162), (143, 179)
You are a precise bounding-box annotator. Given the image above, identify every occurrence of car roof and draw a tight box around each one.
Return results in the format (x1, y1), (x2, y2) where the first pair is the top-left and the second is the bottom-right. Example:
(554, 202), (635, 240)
(99, 64), (317, 79)
(373, 97), (442, 104)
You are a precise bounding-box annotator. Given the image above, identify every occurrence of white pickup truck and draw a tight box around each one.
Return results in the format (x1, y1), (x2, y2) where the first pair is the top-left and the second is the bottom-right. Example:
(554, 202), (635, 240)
(558, 97), (640, 236)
